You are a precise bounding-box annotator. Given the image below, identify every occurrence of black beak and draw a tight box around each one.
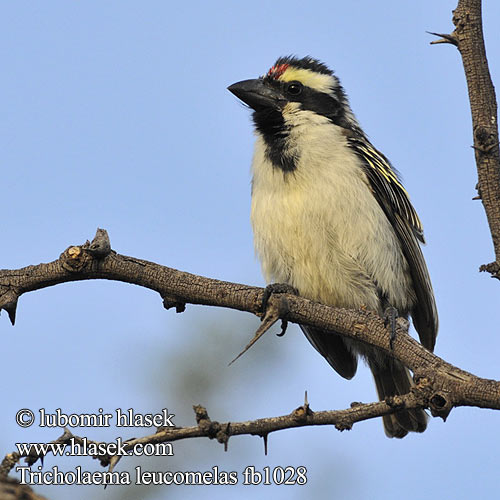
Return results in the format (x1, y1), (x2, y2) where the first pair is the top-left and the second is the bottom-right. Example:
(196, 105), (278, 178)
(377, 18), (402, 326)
(227, 78), (283, 111)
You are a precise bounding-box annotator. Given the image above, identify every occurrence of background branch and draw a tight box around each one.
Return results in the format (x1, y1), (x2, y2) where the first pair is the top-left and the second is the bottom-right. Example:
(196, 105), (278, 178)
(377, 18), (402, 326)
(432, 0), (500, 276)
(0, 395), (425, 481)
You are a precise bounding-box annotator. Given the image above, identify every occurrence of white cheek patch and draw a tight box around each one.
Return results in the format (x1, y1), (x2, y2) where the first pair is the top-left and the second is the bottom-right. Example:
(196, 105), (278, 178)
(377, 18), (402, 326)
(280, 67), (337, 94)
(282, 103), (331, 128)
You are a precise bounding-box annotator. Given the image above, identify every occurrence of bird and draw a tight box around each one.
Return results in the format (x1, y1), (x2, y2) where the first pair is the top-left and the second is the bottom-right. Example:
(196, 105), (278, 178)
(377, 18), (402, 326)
(228, 55), (438, 438)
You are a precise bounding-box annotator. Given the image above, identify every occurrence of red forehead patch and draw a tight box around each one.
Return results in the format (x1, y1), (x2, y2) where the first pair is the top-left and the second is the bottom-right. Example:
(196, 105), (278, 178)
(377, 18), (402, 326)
(267, 63), (289, 79)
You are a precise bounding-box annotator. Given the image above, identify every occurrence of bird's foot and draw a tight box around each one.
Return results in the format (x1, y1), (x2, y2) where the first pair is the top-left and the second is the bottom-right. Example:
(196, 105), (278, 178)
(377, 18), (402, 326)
(383, 306), (398, 349)
(262, 283), (299, 337)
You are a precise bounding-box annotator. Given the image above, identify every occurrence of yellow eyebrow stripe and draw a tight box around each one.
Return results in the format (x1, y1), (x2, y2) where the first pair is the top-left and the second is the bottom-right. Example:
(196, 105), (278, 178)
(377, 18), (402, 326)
(279, 67), (336, 93)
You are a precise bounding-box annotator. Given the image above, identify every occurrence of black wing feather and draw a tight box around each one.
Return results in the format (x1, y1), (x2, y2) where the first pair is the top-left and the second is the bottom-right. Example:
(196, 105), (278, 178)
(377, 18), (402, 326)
(300, 325), (358, 379)
(347, 136), (438, 351)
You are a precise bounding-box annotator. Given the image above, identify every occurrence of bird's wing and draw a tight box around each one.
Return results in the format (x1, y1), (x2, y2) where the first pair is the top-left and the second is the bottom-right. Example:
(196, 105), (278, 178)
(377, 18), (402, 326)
(347, 137), (438, 351)
(300, 325), (358, 379)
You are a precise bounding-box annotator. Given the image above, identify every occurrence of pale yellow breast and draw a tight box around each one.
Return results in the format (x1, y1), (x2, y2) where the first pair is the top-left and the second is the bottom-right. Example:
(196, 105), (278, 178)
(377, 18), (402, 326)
(250, 119), (413, 313)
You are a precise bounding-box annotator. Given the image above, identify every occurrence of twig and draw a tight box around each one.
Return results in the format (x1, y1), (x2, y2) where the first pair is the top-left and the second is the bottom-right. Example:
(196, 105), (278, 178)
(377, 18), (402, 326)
(0, 395), (425, 480)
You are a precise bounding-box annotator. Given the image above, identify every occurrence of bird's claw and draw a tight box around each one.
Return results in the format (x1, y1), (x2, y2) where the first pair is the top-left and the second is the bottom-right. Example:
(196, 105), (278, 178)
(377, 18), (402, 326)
(261, 283), (299, 337)
(384, 306), (398, 349)
(277, 320), (288, 337)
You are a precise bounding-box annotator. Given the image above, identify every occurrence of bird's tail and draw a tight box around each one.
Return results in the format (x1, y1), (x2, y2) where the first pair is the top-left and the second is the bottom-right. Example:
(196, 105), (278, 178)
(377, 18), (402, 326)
(369, 358), (427, 438)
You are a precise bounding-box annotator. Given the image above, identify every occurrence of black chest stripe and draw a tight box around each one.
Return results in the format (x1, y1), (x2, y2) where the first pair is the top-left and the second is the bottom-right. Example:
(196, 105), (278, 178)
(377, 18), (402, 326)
(252, 108), (297, 172)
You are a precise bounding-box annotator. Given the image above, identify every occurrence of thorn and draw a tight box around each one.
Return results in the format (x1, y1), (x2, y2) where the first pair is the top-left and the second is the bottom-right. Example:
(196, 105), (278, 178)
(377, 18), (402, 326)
(6, 303), (17, 326)
(104, 456), (122, 489)
(304, 390), (309, 407)
(223, 424), (230, 452)
(427, 31), (458, 46)
(107, 455), (121, 475)
(263, 433), (268, 456)
(2, 290), (19, 325)
(60, 428), (73, 440)
(214, 422), (231, 451)
(472, 195), (481, 200)
(86, 228), (112, 258)
(228, 298), (281, 365)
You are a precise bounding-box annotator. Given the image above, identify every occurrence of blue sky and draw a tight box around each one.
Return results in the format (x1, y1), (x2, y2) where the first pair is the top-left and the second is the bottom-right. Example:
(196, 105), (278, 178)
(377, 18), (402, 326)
(2, 2), (500, 499)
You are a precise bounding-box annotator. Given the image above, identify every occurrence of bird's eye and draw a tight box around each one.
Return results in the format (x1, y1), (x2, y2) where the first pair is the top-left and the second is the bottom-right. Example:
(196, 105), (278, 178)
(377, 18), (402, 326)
(286, 81), (303, 96)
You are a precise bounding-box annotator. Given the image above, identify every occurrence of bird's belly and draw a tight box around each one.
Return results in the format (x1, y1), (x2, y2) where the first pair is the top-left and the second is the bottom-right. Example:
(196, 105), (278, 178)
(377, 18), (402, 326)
(251, 174), (411, 313)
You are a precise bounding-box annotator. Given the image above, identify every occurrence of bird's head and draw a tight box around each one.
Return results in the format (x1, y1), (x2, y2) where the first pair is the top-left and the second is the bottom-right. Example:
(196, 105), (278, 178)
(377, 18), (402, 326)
(228, 55), (360, 134)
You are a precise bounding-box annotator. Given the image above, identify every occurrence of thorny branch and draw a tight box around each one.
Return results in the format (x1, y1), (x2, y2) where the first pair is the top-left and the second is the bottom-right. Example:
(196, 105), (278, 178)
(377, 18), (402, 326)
(431, 0), (500, 277)
(1, 395), (424, 482)
(2, 227), (500, 482)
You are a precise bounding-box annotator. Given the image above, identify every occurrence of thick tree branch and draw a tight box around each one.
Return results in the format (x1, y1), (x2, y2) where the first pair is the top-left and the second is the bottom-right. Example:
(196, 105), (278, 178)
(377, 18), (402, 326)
(2, 230), (500, 424)
(432, 0), (500, 277)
